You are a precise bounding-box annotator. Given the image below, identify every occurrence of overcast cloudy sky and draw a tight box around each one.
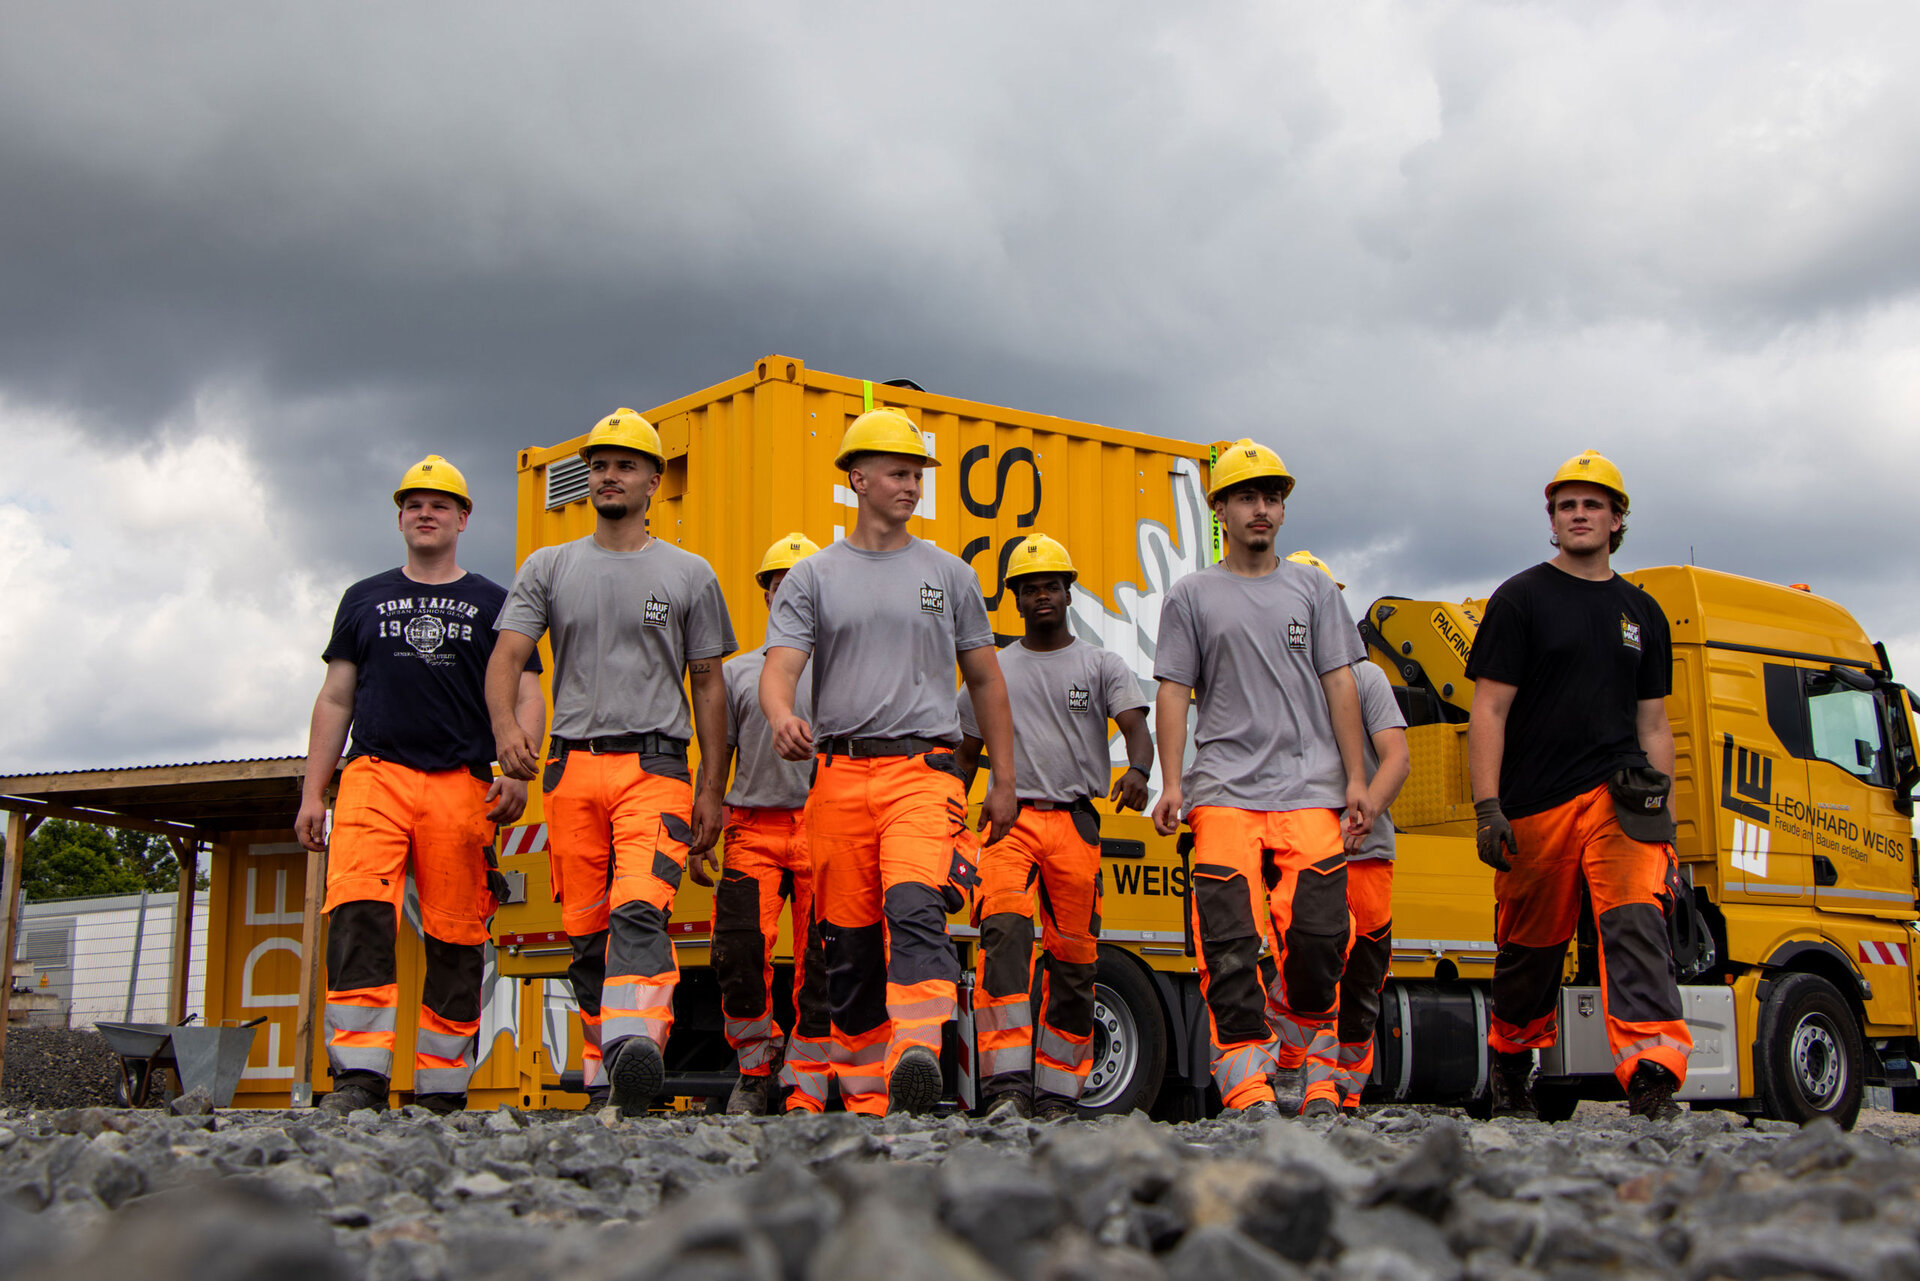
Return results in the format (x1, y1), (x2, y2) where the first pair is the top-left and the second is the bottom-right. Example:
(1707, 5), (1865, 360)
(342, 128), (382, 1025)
(2, 1), (1917, 772)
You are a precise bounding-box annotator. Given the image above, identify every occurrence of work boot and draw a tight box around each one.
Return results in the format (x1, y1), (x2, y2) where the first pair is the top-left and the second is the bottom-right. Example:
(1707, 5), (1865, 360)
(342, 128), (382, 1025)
(1034, 1097), (1078, 1123)
(413, 1092), (466, 1116)
(1301, 1096), (1339, 1119)
(319, 1077), (388, 1116)
(607, 1035), (666, 1118)
(982, 1089), (1032, 1121)
(1626, 1062), (1683, 1122)
(886, 1046), (943, 1115)
(1490, 1050), (1537, 1120)
(726, 1072), (772, 1117)
(1241, 1099), (1281, 1122)
(1270, 1065), (1305, 1113)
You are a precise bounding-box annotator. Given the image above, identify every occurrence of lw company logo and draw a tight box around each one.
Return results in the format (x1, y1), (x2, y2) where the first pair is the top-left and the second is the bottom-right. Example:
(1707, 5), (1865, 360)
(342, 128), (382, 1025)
(1721, 733), (1773, 878)
(1620, 616), (1642, 652)
(642, 594), (670, 629)
(1286, 618), (1308, 651)
(920, 583), (946, 615)
(1066, 683), (1091, 713)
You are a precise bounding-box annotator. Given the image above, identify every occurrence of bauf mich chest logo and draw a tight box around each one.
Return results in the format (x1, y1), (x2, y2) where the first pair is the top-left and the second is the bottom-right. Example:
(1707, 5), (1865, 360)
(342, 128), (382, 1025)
(1286, 618), (1308, 651)
(1067, 683), (1091, 713)
(920, 583), (945, 615)
(643, 594), (671, 629)
(1621, 616), (1642, 652)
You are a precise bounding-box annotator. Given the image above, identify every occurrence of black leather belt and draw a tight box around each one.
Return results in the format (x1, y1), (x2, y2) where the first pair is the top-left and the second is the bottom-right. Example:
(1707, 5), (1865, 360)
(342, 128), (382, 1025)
(552, 733), (688, 757)
(819, 735), (958, 758)
(1019, 796), (1095, 812)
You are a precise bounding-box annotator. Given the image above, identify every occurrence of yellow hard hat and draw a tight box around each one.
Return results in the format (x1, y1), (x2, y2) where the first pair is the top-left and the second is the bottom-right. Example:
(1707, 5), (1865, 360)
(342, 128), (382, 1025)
(1545, 450), (1629, 509)
(579, 408), (666, 470)
(1208, 438), (1295, 502)
(756, 531), (821, 587)
(1286, 549), (1344, 590)
(393, 455), (472, 510)
(1006, 533), (1077, 585)
(834, 407), (939, 470)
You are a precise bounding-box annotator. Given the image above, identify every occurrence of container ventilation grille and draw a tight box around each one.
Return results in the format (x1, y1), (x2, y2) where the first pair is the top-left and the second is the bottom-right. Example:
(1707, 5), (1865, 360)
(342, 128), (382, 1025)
(545, 457), (590, 509)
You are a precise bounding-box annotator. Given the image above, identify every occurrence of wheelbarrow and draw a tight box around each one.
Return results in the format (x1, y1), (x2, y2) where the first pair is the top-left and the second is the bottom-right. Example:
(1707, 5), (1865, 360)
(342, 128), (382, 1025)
(95, 1016), (266, 1108)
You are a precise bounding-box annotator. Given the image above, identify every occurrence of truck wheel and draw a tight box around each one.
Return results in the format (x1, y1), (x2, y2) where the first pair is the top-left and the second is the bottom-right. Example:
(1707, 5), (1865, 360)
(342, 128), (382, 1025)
(1079, 950), (1168, 1118)
(1756, 972), (1864, 1128)
(1531, 1076), (1581, 1123)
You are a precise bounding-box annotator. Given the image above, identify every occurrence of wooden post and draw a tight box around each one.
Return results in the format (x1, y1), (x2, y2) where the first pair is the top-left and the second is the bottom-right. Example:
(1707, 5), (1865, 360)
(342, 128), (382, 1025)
(291, 823), (329, 1108)
(0, 810), (27, 1080)
(167, 837), (199, 1025)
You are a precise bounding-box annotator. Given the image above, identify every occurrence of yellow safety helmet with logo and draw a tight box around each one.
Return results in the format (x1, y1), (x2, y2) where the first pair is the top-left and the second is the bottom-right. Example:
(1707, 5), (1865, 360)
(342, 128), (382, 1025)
(579, 408), (666, 470)
(1286, 550), (1344, 590)
(756, 531), (821, 588)
(1006, 533), (1077, 585)
(1545, 449), (1629, 511)
(393, 455), (472, 510)
(1207, 438), (1295, 502)
(833, 407), (939, 470)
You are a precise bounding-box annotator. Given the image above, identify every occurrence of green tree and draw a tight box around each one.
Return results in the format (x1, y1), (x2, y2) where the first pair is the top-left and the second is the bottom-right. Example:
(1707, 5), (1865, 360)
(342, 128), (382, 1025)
(12, 820), (201, 900)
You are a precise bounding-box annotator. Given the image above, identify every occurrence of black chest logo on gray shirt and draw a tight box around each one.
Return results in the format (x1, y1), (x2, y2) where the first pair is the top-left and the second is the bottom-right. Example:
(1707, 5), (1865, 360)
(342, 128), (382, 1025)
(1067, 683), (1091, 713)
(1287, 618), (1308, 651)
(920, 583), (945, 615)
(643, 594), (671, 629)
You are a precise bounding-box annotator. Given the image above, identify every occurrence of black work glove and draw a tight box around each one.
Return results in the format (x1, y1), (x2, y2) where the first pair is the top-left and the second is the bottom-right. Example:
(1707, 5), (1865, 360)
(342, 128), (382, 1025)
(487, 869), (513, 905)
(1474, 798), (1517, 872)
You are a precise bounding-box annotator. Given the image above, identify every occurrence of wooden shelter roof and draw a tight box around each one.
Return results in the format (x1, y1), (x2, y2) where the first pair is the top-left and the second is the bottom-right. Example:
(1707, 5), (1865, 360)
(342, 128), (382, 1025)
(0, 756), (335, 835)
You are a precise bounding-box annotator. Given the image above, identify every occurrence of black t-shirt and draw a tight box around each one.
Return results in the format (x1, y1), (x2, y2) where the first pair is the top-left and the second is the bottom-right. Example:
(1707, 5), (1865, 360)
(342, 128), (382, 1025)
(322, 568), (540, 775)
(1463, 562), (1671, 818)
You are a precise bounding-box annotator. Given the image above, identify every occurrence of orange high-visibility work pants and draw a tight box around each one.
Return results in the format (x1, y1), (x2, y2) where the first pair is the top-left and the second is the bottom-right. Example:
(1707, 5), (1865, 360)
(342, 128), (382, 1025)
(973, 804), (1102, 1109)
(543, 746), (694, 1091)
(322, 756), (495, 1099)
(807, 749), (976, 1115)
(1190, 805), (1351, 1111)
(1490, 782), (1691, 1088)
(1333, 858), (1393, 1109)
(712, 806), (833, 1112)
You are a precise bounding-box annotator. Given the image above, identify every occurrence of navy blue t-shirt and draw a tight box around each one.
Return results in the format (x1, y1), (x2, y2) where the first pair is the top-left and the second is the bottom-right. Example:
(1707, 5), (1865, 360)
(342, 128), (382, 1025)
(322, 568), (540, 775)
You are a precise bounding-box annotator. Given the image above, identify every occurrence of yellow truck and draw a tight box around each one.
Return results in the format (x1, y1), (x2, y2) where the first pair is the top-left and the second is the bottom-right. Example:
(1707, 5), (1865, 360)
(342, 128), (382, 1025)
(493, 355), (1920, 1127)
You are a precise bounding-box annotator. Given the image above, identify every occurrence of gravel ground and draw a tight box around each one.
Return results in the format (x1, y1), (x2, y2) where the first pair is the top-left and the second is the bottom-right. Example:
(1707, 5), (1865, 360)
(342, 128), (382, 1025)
(0, 1026), (120, 1110)
(8, 1096), (1920, 1281)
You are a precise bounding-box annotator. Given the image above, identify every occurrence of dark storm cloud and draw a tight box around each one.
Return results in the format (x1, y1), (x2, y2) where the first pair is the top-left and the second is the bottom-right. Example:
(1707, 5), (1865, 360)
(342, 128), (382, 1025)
(4, 1), (1920, 768)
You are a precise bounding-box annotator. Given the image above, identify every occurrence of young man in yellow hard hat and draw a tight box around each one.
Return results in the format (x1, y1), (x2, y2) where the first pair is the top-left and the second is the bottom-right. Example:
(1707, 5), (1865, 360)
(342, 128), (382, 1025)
(760, 407), (1019, 1115)
(1466, 451), (1689, 1121)
(1284, 550), (1410, 1113)
(1151, 441), (1373, 1119)
(954, 533), (1153, 1121)
(691, 532), (834, 1116)
(298, 455), (547, 1116)
(487, 410), (737, 1117)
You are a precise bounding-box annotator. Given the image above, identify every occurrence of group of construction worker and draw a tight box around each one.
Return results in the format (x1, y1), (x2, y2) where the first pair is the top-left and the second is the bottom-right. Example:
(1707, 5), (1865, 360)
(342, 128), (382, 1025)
(297, 402), (1690, 1124)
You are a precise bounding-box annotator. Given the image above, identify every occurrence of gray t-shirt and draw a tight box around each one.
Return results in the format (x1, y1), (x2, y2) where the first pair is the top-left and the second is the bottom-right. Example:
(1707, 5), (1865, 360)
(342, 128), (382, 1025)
(1349, 660), (1408, 862)
(1153, 560), (1364, 815)
(765, 538), (994, 743)
(724, 646), (813, 810)
(496, 535), (736, 742)
(957, 639), (1148, 802)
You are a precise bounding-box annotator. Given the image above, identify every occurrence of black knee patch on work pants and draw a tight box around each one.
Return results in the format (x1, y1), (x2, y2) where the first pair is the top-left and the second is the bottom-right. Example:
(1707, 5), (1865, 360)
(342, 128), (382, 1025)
(884, 882), (960, 986)
(1599, 903), (1686, 1022)
(1337, 920), (1391, 1044)
(1193, 865), (1269, 1043)
(823, 920), (889, 1036)
(981, 911), (1036, 999)
(328, 901), (397, 993)
(713, 867), (767, 1019)
(567, 929), (609, 1019)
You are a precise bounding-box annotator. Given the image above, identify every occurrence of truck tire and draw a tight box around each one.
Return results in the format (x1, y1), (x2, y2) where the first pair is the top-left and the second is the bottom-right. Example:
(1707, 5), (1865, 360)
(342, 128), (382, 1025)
(1531, 1076), (1582, 1123)
(1756, 972), (1864, 1129)
(1078, 949), (1169, 1118)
